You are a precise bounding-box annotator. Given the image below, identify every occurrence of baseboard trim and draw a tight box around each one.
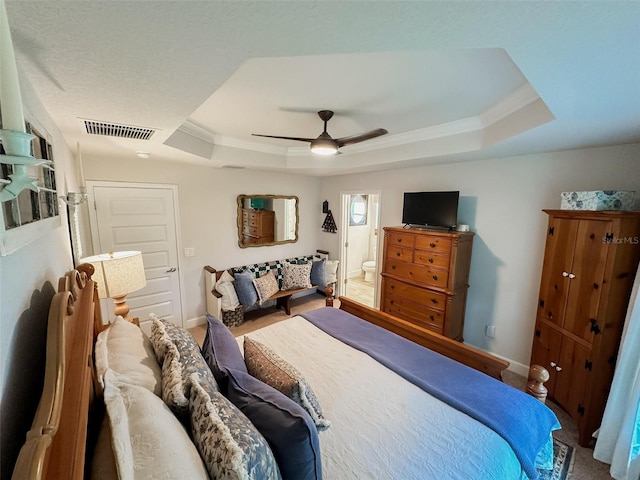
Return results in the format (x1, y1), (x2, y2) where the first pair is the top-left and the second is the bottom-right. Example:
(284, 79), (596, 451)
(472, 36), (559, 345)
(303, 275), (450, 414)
(185, 315), (206, 329)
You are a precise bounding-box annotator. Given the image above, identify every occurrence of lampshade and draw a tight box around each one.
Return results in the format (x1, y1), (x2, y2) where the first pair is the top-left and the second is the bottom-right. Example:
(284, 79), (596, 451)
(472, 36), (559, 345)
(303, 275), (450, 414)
(81, 251), (146, 299)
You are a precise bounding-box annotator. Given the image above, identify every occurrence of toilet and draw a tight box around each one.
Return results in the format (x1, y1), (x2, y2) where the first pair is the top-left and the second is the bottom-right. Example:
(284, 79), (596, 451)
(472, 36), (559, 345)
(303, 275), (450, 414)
(362, 260), (376, 282)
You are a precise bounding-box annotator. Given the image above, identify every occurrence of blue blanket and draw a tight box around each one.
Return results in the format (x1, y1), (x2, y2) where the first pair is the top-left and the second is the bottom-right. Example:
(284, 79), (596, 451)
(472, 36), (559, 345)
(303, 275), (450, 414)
(301, 308), (560, 480)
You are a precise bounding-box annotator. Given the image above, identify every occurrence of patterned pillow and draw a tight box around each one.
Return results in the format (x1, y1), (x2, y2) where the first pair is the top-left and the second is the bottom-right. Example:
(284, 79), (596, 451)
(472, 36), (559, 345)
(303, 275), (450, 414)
(149, 314), (172, 363)
(151, 314), (219, 414)
(244, 336), (330, 430)
(252, 271), (279, 305)
(189, 374), (281, 480)
(281, 262), (312, 290)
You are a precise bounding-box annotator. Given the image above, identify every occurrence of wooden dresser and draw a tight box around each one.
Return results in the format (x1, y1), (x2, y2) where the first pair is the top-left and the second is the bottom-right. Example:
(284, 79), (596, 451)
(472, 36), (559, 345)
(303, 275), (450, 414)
(380, 226), (474, 341)
(530, 209), (640, 446)
(242, 208), (275, 245)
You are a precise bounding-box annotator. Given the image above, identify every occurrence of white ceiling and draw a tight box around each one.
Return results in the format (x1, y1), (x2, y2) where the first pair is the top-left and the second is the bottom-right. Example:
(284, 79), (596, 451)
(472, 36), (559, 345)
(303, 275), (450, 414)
(5, 1), (640, 176)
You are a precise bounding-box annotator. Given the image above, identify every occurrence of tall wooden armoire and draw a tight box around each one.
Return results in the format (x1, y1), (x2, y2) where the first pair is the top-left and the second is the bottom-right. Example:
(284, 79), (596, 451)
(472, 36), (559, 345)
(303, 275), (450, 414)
(530, 209), (640, 446)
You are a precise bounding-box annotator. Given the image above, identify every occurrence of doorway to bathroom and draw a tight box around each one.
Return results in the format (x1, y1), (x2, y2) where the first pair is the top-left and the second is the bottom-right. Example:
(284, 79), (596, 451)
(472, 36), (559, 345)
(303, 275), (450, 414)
(339, 191), (381, 308)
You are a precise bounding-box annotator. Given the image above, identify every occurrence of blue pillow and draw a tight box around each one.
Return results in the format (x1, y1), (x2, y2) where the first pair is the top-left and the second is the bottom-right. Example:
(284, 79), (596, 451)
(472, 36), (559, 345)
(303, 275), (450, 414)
(234, 270), (258, 309)
(310, 259), (326, 288)
(226, 369), (322, 480)
(201, 313), (247, 394)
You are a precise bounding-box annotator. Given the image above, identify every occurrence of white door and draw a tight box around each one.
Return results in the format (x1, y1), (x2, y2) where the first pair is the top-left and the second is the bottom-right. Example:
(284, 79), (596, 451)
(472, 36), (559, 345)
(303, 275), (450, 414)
(87, 182), (182, 331)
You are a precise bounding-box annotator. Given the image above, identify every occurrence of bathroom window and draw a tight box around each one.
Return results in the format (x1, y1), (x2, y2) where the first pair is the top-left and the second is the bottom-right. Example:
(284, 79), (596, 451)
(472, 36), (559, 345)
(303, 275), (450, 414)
(349, 194), (368, 226)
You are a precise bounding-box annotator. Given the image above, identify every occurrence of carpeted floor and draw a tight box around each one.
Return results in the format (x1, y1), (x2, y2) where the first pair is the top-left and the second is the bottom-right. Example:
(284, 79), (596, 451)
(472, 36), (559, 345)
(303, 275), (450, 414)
(190, 293), (613, 480)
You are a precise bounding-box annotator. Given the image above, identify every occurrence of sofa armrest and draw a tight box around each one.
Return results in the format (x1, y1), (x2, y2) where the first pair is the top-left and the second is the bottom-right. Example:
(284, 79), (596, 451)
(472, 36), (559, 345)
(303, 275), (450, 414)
(204, 265), (222, 319)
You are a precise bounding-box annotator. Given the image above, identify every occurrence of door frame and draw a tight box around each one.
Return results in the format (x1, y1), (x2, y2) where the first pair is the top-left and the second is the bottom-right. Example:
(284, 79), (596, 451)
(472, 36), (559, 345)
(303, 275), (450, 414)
(339, 190), (382, 308)
(85, 180), (187, 325)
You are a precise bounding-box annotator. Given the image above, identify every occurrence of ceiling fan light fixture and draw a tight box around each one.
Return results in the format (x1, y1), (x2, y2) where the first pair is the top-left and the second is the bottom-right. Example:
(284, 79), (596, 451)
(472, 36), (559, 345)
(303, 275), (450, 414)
(310, 138), (338, 156)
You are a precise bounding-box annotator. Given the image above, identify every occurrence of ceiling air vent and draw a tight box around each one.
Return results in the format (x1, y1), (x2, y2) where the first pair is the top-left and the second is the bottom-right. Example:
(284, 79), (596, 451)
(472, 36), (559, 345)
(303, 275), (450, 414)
(82, 120), (157, 140)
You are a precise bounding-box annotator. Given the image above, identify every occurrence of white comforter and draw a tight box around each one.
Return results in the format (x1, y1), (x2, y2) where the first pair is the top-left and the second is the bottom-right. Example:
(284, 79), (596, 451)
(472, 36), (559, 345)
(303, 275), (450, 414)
(237, 316), (528, 480)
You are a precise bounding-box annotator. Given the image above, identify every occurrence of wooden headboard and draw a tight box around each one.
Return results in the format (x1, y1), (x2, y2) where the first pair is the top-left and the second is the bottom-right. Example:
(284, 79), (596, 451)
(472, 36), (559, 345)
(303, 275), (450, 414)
(12, 265), (99, 480)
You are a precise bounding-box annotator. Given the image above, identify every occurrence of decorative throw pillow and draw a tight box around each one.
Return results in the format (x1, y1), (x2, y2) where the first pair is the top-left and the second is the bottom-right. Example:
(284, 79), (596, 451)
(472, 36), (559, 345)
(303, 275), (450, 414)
(94, 315), (162, 396)
(244, 337), (330, 430)
(310, 259), (326, 287)
(253, 271), (279, 305)
(151, 314), (219, 414)
(189, 374), (281, 480)
(216, 270), (241, 312)
(149, 314), (172, 363)
(281, 262), (312, 290)
(226, 369), (322, 480)
(325, 259), (339, 285)
(234, 270), (259, 309)
(201, 313), (248, 395)
(102, 370), (209, 480)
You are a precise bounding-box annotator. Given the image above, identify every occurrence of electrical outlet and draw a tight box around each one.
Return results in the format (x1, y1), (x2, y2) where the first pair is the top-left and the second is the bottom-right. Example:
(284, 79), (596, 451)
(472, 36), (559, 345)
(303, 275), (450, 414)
(184, 247), (195, 257)
(485, 325), (496, 338)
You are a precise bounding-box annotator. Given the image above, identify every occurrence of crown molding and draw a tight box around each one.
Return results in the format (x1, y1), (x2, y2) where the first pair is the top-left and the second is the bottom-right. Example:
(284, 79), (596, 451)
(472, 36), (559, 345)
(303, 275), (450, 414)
(480, 83), (540, 126)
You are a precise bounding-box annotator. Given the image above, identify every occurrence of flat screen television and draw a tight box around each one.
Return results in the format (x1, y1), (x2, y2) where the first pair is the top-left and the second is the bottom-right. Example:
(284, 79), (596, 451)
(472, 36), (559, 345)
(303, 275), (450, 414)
(402, 191), (459, 229)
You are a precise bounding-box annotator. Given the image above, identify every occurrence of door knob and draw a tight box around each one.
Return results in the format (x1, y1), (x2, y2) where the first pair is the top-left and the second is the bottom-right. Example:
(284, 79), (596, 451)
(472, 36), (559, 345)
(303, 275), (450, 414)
(568, 273), (576, 279)
(562, 272), (569, 277)
(550, 361), (557, 367)
(166, 267), (177, 273)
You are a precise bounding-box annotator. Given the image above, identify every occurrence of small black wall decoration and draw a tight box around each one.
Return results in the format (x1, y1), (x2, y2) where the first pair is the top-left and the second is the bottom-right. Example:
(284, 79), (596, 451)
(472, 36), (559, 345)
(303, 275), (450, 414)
(322, 201), (337, 233)
(322, 200), (329, 214)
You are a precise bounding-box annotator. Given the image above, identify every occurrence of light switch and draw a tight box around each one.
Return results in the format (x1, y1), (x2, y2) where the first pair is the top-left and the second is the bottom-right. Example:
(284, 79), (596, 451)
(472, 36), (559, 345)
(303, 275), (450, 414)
(184, 247), (195, 257)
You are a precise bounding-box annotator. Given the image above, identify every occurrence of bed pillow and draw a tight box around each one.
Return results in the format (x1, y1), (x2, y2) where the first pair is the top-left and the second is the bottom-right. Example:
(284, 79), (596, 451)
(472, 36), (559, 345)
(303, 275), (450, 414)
(234, 269), (259, 309)
(253, 271), (280, 305)
(201, 313), (248, 394)
(103, 370), (208, 480)
(310, 258), (326, 287)
(189, 374), (281, 480)
(226, 368), (322, 480)
(94, 315), (161, 396)
(281, 262), (312, 290)
(244, 337), (330, 430)
(216, 270), (241, 312)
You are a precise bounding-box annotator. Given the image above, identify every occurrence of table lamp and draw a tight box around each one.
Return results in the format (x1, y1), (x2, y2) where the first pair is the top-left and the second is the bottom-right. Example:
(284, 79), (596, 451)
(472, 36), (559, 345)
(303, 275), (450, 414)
(80, 251), (146, 321)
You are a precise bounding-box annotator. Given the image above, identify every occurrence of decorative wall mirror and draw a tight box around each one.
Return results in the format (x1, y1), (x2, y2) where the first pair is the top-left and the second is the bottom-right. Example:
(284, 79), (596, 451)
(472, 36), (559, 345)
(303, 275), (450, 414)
(237, 194), (299, 248)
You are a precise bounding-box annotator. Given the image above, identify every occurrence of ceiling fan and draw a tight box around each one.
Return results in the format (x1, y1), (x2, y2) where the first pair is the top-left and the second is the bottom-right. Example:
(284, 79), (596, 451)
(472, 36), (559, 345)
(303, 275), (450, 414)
(252, 110), (388, 155)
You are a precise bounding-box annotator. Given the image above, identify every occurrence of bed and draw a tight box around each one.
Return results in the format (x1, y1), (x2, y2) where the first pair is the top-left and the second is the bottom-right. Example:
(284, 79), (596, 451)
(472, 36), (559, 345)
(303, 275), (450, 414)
(11, 265), (558, 480)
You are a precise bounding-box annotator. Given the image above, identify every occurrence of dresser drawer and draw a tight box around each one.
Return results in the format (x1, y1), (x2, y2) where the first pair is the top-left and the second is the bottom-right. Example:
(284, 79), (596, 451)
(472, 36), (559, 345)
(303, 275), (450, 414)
(386, 232), (415, 249)
(386, 245), (414, 263)
(383, 300), (444, 334)
(415, 235), (452, 254)
(414, 251), (450, 270)
(243, 225), (258, 236)
(383, 278), (447, 311)
(385, 259), (449, 289)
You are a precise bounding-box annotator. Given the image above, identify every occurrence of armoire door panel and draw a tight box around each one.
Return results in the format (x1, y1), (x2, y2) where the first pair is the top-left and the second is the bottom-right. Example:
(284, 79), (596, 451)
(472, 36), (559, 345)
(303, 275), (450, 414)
(537, 218), (578, 327)
(563, 219), (611, 342)
(553, 337), (591, 423)
(530, 322), (563, 397)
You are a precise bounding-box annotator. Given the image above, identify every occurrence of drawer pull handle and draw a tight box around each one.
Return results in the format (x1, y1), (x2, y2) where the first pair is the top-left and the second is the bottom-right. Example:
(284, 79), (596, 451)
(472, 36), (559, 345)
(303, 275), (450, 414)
(431, 298), (438, 304)
(390, 285), (395, 289)
(429, 315), (435, 321)
(391, 265), (396, 270)
(428, 258), (434, 263)
(550, 361), (557, 368)
(396, 252), (401, 256)
(568, 273), (576, 279)
(562, 271), (569, 277)
(430, 242), (436, 248)
(397, 238), (402, 243)
(432, 275), (438, 281)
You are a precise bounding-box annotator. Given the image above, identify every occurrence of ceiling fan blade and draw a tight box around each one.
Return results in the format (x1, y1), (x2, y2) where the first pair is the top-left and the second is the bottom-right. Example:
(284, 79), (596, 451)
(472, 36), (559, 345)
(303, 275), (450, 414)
(251, 134), (315, 143)
(336, 128), (388, 148)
